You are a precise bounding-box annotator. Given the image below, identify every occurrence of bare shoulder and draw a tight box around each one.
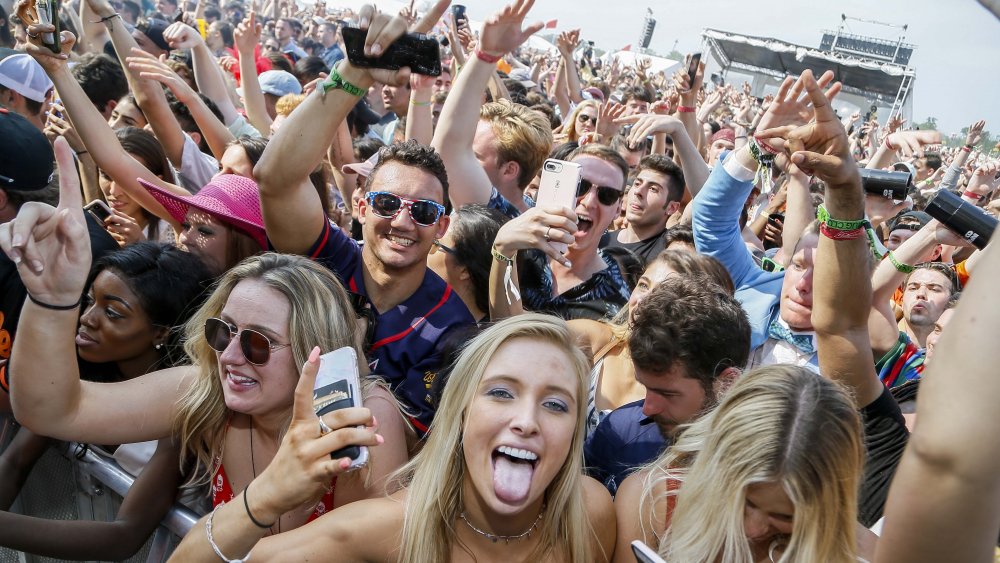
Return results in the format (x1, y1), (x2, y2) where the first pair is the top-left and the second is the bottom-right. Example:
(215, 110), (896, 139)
(582, 476), (616, 562)
(568, 319), (614, 359)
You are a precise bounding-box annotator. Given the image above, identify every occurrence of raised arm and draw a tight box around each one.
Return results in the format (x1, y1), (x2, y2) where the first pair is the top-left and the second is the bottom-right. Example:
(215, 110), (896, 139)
(25, 27), (183, 230)
(404, 73), (434, 145)
(759, 69), (882, 407)
(622, 113), (709, 197)
(235, 12), (272, 137)
(430, 0), (543, 209)
(165, 21), (241, 128)
(875, 243), (1000, 563)
(255, 1), (449, 254)
(0, 135), (191, 444)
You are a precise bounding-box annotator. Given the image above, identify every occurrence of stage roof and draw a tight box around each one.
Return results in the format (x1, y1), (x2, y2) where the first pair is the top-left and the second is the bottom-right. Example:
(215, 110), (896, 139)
(702, 28), (915, 102)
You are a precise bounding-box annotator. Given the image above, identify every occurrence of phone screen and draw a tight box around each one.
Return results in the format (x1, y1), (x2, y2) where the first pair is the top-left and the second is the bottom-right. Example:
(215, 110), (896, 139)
(342, 27), (442, 76)
(687, 52), (702, 84)
(535, 159), (582, 255)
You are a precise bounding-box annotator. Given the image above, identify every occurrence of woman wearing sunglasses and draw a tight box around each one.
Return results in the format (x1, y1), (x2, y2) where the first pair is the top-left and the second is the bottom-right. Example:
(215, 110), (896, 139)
(171, 314), (617, 562)
(563, 100), (600, 144)
(0, 241), (212, 560)
(3, 140), (407, 538)
(426, 204), (510, 323)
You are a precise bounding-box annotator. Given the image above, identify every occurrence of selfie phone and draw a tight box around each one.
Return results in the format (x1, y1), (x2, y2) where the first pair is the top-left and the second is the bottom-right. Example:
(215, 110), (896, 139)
(631, 540), (667, 563)
(451, 4), (467, 26)
(535, 159), (582, 255)
(342, 27), (441, 76)
(687, 52), (702, 85)
(313, 346), (369, 471)
(84, 200), (113, 223)
(767, 212), (784, 227)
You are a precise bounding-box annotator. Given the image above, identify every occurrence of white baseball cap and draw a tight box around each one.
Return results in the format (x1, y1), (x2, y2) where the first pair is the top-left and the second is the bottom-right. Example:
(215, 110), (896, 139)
(0, 54), (53, 103)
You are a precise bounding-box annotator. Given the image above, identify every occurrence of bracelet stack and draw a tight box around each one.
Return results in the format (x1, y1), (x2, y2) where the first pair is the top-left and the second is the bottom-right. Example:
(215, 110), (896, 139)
(747, 137), (776, 189)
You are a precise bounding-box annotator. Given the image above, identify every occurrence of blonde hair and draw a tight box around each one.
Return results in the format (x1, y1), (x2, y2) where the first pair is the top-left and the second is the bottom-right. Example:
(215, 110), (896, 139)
(173, 253), (360, 485)
(643, 365), (863, 563)
(396, 314), (595, 562)
(275, 93), (307, 117)
(563, 100), (600, 143)
(480, 99), (553, 188)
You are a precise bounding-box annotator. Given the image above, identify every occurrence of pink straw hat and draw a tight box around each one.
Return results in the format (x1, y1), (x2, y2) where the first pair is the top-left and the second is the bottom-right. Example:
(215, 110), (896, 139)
(138, 174), (267, 249)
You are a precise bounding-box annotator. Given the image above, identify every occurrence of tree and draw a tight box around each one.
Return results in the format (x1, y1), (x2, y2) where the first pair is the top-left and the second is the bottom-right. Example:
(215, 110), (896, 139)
(914, 116), (938, 130)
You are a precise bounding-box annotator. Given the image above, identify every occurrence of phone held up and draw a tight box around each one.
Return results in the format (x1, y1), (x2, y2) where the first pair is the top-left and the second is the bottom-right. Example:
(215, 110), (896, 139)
(313, 347), (369, 471)
(631, 540), (667, 563)
(84, 200), (113, 224)
(342, 27), (442, 77)
(687, 52), (702, 85)
(535, 159), (582, 255)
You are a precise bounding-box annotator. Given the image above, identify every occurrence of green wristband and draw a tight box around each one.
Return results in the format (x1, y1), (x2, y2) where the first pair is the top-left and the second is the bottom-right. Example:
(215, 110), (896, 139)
(321, 67), (365, 97)
(816, 205), (866, 231)
(887, 251), (914, 274)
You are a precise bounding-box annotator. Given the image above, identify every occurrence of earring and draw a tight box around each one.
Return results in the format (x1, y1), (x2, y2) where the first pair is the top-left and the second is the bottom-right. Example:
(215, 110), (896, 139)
(155, 343), (163, 350)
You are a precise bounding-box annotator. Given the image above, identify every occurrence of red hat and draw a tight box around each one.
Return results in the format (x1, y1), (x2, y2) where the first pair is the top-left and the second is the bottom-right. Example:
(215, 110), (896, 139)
(138, 174), (267, 249)
(711, 128), (736, 145)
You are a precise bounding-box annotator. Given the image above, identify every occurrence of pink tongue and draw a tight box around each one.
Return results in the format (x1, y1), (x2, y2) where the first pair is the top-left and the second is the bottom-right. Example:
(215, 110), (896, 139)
(493, 456), (534, 504)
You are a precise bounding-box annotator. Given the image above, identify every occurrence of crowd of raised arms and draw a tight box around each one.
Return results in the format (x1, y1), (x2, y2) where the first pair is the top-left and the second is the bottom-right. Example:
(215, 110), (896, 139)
(0, 0), (998, 560)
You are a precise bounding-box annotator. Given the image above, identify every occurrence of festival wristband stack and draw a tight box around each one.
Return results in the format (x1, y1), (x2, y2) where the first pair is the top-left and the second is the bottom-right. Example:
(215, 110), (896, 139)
(747, 137), (776, 189)
(816, 205), (866, 242)
(320, 67), (365, 97)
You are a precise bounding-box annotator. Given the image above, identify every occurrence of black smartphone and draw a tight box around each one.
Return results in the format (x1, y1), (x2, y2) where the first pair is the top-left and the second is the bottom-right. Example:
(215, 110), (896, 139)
(687, 52), (702, 85)
(84, 200), (113, 223)
(451, 4), (467, 26)
(767, 212), (784, 227)
(342, 27), (441, 76)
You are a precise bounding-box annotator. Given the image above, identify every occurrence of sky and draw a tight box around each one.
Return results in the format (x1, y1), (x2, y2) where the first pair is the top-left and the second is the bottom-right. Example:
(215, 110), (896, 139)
(458, 0), (1000, 136)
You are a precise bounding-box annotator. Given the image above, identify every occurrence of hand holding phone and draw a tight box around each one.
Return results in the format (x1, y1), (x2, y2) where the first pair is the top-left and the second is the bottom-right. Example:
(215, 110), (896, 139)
(342, 27), (441, 76)
(84, 200), (113, 224)
(535, 159), (582, 255)
(313, 347), (369, 471)
(687, 52), (702, 86)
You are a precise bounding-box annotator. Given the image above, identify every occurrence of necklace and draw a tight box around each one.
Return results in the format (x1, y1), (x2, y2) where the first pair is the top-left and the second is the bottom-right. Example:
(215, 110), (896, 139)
(248, 419), (280, 533)
(459, 504), (545, 544)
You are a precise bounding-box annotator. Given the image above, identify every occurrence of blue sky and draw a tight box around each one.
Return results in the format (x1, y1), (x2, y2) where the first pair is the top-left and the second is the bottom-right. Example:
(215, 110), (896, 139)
(464, 0), (1000, 135)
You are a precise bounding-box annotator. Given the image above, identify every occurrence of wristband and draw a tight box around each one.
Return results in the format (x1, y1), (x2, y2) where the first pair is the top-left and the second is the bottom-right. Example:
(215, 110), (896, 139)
(753, 136), (780, 155)
(961, 145), (973, 153)
(475, 50), (502, 64)
(820, 224), (864, 241)
(677, 105), (696, 113)
(320, 67), (365, 97)
(816, 205), (867, 231)
(243, 485), (275, 529)
(747, 137), (775, 189)
(28, 293), (81, 311)
(887, 251), (915, 274)
(410, 99), (431, 107)
(491, 245), (514, 263)
(963, 190), (982, 200)
(884, 136), (895, 151)
(96, 12), (121, 23)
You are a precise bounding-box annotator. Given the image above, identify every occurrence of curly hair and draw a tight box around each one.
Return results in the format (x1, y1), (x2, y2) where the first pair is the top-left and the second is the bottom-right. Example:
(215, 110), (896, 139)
(365, 140), (449, 204)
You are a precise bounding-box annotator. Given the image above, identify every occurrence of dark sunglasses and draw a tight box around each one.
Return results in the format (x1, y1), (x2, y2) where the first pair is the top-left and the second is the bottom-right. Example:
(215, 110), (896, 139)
(366, 191), (446, 227)
(577, 113), (596, 125)
(577, 179), (623, 206)
(431, 239), (455, 255)
(347, 292), (377, 352)
(204, 317), (289, 366)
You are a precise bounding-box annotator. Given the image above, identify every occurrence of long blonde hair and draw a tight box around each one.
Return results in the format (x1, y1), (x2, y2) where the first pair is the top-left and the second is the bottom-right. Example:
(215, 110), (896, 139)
(396, 314), (595, 562)
(643, 365), (863, 563)
(173, 253), (360, 485)
(564, 100), (600, 143)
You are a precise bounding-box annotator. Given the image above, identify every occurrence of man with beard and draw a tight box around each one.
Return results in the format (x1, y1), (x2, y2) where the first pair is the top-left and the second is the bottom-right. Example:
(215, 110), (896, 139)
(584, 275), (751, 494)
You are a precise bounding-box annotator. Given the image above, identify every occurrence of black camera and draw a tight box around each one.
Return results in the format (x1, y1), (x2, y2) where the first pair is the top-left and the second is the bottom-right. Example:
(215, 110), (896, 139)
(860, 168), (911, 201)
(924, 189), (997, 250)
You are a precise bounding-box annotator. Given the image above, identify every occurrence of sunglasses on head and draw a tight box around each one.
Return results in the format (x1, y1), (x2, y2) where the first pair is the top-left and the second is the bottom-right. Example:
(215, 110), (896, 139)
(204, 317), (289, 366)
(577, 179), (623, 206)
(365, 191), (446, 227)
(577, 114), (597, 125)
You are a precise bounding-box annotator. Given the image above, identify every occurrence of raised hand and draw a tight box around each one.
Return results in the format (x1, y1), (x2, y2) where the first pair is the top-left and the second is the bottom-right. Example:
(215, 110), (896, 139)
(234, 11), (262, 54)
(595, 101), (626, 139)
(162, 21), (205, 50)
(251, 347), (381, 519)
(407, 0), (449, 35)
(885, 130), (942, 158)
(44, 105), (85, 153)
(886, 114), (906, 134)
(965, 119), (986, 147)
(22, 24), (74, 72)
(966, 162), (1000, 197)
(756, 70), (857, 188)
(478, 0), (544, 58)
(616, 113), (683, 147)
(104, 209), (146, 246)
(127, 48), (197, 104)
(0, 137), (92, 304)
(493, 206), (577, 268)
(556, 28), (579, 56)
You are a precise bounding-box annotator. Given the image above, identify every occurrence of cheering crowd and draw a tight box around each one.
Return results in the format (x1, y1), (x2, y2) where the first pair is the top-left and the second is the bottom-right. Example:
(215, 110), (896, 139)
(1, 0), (999, 560)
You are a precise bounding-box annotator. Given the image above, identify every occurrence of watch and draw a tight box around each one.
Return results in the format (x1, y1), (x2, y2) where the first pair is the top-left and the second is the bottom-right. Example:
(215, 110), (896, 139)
(321, 67), (365, 97)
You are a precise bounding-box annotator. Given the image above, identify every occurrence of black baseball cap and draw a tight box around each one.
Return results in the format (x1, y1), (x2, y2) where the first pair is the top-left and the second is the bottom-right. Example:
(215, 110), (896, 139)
(0, 108), (54, 192)
(888, 210), (932, 233)
(135, 18), (172, 52)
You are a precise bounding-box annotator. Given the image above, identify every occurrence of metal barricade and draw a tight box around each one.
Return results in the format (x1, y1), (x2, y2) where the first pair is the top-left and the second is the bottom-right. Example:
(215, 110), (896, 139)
(0, 418), (201, 563)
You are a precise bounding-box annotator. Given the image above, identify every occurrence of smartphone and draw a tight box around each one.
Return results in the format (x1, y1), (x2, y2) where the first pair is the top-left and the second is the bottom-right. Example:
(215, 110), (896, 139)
(342, 27), (441, 76)
(631, 540), (667, 563)
(84, 200), (113, 223)
(687, 52), (701, 85)
(313, 347), (369, 471)
(535, 159), (582, 255)
(767, 212), (784, 227)
(35, 0), (62, 54)
(451, 4), (467, 26)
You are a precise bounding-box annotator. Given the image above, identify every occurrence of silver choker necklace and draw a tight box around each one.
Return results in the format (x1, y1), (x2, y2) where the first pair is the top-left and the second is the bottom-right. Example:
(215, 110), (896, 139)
(459, 505), (545, 544)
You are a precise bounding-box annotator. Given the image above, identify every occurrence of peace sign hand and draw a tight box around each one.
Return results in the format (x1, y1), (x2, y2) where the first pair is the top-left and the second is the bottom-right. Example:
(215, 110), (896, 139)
(249, 347), (382, 521)
(0, 137), (91, 306)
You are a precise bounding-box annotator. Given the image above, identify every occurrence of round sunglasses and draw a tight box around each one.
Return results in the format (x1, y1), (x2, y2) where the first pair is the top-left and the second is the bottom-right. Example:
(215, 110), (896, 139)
(204, 317), (290, 366)
(576, 113), (597, 125)
(365, 191), (446, 227)
(576, 179), (623, 206)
